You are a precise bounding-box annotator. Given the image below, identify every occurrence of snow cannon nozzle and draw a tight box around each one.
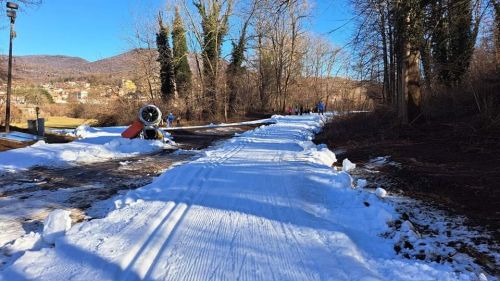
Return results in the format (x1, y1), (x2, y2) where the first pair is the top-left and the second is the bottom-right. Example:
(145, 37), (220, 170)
(139, 104), (162, 126)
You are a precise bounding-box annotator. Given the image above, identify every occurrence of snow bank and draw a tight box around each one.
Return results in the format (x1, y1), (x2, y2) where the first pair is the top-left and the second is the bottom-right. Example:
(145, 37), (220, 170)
(0, 114), (489, 281)
(0, 125), (171, 172)
(42, 210), (72, 244)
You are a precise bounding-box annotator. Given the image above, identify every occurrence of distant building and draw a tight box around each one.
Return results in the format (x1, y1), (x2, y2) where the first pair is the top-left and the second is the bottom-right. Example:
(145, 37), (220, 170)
(119, 79), (137, 96)
(76, 91), (88, 103)
(12, 95), (26, 105)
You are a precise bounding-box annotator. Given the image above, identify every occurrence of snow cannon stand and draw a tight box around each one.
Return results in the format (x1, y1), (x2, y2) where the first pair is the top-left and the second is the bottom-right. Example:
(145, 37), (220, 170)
(121, 105), (165, 141)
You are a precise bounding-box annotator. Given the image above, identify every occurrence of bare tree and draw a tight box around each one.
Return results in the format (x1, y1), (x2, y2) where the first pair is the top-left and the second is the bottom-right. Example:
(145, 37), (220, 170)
(253, 0), (309, 112)
(126, 17), (161, 103)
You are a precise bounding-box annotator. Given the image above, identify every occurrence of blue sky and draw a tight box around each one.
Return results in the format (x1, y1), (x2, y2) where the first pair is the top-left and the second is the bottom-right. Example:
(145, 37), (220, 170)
(0, 0), (354, 62)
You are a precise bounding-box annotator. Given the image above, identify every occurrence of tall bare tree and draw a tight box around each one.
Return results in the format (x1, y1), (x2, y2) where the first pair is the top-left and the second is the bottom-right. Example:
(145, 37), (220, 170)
(193, 0), (233, 119)
(253, 0), (308, 112)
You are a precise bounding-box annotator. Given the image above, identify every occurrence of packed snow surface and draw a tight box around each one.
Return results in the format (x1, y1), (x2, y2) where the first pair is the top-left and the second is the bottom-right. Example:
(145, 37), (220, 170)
(0, 125), (170, 172)
(0, 115), (487, 280)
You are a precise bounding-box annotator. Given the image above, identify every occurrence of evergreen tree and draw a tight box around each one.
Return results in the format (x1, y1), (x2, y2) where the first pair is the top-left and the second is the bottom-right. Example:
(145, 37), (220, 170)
(172, 6), (192, 98)
(430, 0), (479, 85)
(227, 19), (250, 116)
(156, 14), (176, 101)
(430, 0), (450, 83)
(448, 0), (475, 84)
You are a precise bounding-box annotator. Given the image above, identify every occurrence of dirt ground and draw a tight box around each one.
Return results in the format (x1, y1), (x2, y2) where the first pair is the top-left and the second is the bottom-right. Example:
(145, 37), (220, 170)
(315, 113), (500, 242)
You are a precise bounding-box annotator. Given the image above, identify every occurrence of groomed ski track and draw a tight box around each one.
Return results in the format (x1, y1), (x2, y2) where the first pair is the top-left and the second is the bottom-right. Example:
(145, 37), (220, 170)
(1, 115), (479, 281)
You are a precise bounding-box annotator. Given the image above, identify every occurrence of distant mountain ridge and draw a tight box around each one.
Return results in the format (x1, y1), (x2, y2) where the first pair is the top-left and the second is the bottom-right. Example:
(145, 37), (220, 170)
(0, 49), (151, 83)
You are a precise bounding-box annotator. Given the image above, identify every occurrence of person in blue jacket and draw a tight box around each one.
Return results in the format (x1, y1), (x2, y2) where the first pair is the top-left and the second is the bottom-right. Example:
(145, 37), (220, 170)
(317, 101), (325, 115)
(166, 112), (175, 127)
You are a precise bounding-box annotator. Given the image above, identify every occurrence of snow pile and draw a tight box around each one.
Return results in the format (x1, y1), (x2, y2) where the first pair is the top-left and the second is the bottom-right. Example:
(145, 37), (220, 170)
(0, 126), (171, 172)
(365, 156), (402, 169)
(0, 114), (491, 281)
(74, 124), (93, 138)
(3, 232), (44, 256)
(342, 158), (356, 171)
(42, 210), (72, 244)
(376, 187), (388, 198)
(357, 178), (368, 188)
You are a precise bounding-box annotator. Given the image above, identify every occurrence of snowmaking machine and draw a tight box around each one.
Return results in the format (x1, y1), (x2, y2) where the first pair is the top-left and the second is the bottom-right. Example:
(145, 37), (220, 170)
(121, 104), (165, 141)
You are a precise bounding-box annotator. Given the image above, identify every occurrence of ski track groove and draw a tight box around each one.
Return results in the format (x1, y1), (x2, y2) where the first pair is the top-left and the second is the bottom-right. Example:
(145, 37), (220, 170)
(117, 161), (208, 280)
(148, 137), (308, 281)
(142, 124), (314, 280)
(128, 141), (245, 281)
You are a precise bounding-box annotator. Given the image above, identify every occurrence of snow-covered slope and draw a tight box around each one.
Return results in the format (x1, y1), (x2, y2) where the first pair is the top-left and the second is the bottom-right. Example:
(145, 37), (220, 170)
(0, 126), (171, 173)
(0, 115), (486, 280)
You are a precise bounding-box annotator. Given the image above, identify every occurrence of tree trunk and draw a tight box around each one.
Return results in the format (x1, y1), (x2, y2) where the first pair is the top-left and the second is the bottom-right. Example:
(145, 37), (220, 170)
(406, 42), (422, 123)
(388, 21), (396, 108)
(381, 19), (390, 104)
(420, 39), (433, 94)
(493, 1), (500, 72)
(397, 48), (407, 124)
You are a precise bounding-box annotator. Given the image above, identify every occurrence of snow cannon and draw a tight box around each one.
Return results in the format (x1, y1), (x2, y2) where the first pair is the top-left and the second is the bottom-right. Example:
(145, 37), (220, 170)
(121, 105), (165, 141)
(139, 104), (162, 126)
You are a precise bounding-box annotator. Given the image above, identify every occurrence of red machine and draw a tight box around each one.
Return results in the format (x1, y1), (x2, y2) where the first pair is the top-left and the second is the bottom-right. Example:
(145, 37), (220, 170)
(121, 120), (144, 139)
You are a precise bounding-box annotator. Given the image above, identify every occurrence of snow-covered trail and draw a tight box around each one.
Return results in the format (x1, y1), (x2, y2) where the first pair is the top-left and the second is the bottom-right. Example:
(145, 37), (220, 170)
(0, 115), (485, 281)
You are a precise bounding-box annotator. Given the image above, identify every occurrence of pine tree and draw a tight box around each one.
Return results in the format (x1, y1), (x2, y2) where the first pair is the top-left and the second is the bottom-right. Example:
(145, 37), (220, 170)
(172, 6), (192, 98)
(156, 14), (176, 101)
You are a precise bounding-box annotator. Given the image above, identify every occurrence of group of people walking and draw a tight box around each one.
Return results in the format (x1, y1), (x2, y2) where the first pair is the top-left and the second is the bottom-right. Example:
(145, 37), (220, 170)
(287, 101), (326, 116)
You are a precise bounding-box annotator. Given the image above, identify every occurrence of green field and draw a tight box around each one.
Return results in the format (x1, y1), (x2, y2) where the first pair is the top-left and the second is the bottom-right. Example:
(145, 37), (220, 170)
(13, 116), (97, 129)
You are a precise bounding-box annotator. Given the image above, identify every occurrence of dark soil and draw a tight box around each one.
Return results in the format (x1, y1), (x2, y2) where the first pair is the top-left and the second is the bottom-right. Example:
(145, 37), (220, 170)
(315, 111), (500, 241)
